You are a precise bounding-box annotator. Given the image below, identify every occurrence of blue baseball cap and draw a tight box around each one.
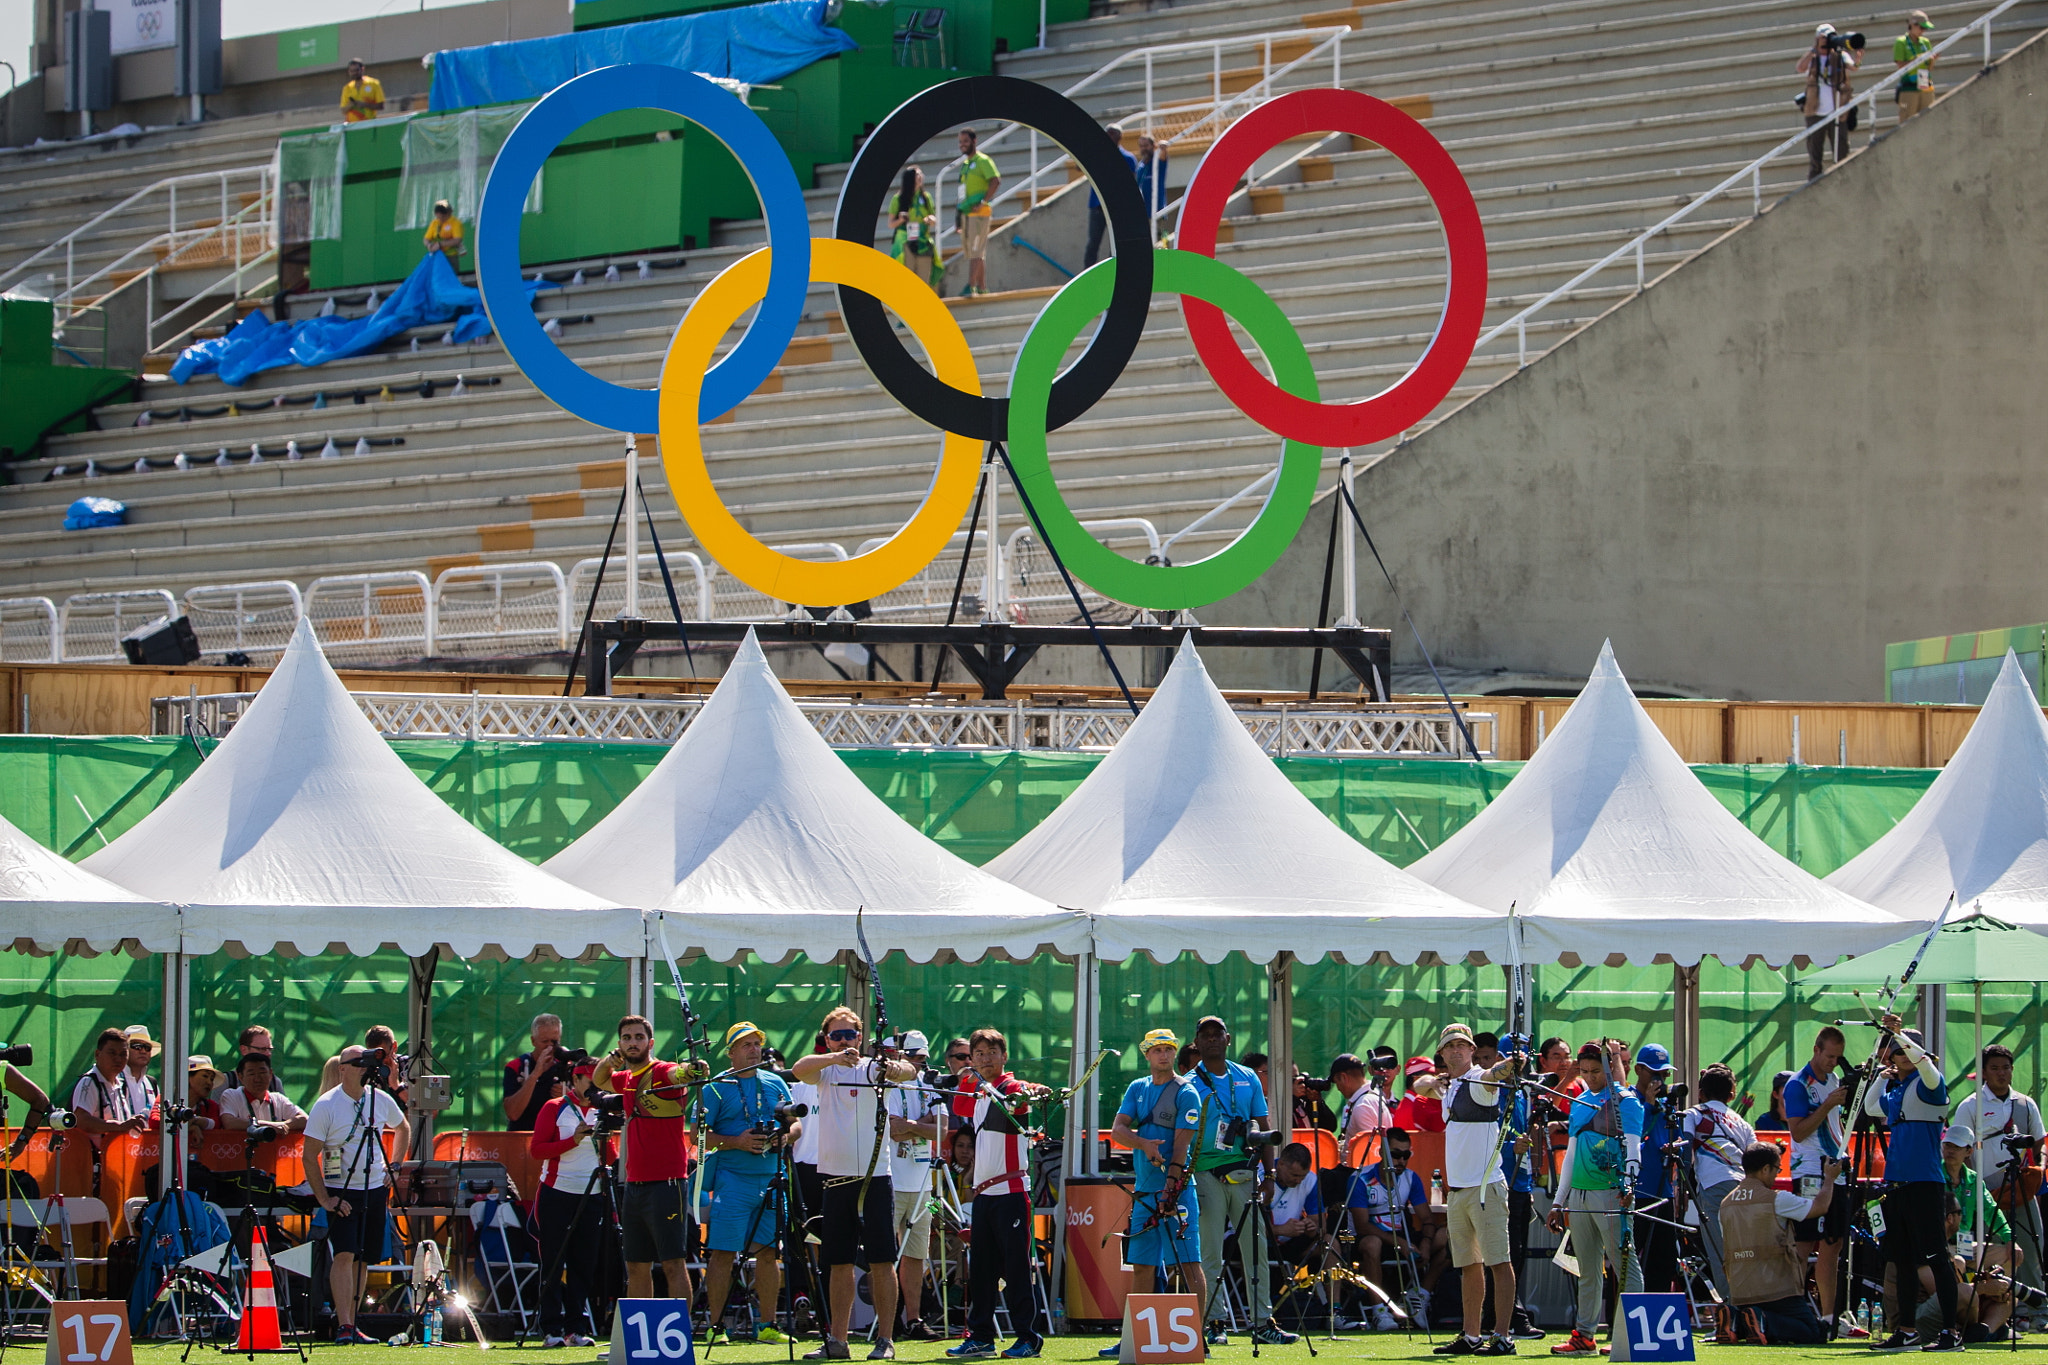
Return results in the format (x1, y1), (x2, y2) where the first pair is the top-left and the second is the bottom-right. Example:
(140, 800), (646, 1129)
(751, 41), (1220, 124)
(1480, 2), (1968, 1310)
(1635, 1044), (1676, 1074)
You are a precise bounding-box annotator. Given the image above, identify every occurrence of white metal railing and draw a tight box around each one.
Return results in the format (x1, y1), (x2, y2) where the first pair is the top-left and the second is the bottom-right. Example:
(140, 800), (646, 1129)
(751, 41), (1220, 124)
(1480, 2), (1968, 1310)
(710, 543), (851, 621)
(433, 561), (571, 656)
(931, 27), (1351, 251)
(152, 688), (1498, 759)
(1481, 0), (2025, 368)
(182, 580), (303, 663)
(57, 589), (179, 663)
(568, 552), (715, 625)
(0, 164), (277, 303)
(304, 571), (434, 664)
(853, 518), (1158, 624)
(0, 598), (59, 664)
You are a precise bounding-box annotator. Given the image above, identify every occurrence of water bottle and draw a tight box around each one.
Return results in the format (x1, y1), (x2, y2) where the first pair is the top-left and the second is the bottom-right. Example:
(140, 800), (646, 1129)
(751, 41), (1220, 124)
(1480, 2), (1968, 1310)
(426, 1303), (443, 1346)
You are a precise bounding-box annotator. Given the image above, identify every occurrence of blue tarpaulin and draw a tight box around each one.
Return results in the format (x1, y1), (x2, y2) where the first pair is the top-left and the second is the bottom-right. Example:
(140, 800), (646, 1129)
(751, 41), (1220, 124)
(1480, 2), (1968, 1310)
(427, 0), (858, 111)
(170, 253), (510, 386)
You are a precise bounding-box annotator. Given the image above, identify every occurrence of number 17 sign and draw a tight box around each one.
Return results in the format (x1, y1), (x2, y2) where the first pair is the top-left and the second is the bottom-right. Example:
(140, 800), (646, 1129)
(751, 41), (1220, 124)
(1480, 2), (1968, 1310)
(1611, 1293), (1693, 1362)
(45, 1303), (132, 1365)
(609, 1298), (694, 1365)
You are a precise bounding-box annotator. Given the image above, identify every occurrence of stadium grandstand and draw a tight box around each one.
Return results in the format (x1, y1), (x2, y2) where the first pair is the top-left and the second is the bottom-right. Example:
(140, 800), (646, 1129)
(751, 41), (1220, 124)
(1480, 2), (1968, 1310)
(1, 0), (2042, 698)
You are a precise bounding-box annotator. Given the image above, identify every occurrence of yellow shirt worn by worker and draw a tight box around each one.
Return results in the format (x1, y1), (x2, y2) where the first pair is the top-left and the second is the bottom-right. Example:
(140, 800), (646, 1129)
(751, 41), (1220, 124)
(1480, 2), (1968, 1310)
(340, 76), (385, 123)
(424, 216), (465, 258)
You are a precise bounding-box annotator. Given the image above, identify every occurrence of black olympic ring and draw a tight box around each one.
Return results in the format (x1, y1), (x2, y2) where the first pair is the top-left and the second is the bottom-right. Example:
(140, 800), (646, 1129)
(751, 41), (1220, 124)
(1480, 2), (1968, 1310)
(832, 76), (1155, 443)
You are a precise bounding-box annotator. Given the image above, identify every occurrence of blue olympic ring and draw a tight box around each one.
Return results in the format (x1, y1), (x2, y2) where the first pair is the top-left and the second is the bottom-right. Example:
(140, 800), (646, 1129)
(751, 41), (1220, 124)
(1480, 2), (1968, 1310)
(476, 64), (813, 432)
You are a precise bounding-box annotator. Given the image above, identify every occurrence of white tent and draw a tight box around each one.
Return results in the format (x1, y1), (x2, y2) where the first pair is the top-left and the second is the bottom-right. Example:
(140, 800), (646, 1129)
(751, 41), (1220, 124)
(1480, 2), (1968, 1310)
(82, 619), (636, 959)
(983, 637), (1505, 964)
(543, 630), (1087, 964)
(0, 811), (177, 955)
(1411, 642), (1923, 966)
(1827, 650), (2048, 925)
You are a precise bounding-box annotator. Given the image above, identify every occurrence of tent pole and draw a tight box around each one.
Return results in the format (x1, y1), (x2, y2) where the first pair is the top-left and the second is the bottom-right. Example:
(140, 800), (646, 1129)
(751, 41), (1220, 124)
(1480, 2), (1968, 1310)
(1673, 964), (1700, 1090)
(162, 950), (190, 1189)
(406, 949), (440, 1160)
(1975, 982), (1985, 1263)
(1267, 952), (1295, 1143)
(844, 950), (871, 1030)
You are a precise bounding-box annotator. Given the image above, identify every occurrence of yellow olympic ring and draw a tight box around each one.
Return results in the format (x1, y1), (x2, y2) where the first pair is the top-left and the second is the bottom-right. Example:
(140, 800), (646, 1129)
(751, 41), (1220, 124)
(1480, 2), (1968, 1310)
(657, 239), (983, 605)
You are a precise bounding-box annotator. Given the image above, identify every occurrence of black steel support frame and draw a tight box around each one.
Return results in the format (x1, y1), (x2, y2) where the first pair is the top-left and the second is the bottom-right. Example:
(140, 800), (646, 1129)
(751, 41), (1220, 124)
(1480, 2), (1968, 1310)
(579, 620), (1393, 702)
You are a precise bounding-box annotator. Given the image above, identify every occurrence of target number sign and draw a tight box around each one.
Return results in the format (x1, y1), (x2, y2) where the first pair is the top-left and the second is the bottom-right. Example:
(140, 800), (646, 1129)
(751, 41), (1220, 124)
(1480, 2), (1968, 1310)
(608, 1299), (694, 1365)
(44, 1302), (132, 1365)
(1612, 1293), (1693, 1362)
(1118, 1293), (1204, 1363)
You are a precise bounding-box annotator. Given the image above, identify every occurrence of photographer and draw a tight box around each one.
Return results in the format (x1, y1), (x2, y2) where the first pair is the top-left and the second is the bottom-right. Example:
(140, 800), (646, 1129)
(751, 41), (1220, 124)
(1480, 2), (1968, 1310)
(1718, 1142), (1836, 1343)
(363, 1025), (408, 1106)
(0, 1044), (56, 1162)
(592, 1015), (696, 1310)
(304, 1045), (408, 1345)
(789, 1006), (921, 1362)
(504, 1013), (568, 1132)
(699, 1022), (797, 1348)
(1631, 1046), (1679, 1295)
(945, 1027), (1051, 1359)
(1186, 1016), (1295, 1347)
(1952, 1043), (2044, 1302)
(530, 1053), (610, 1349)
(1686, 1063), (1753, 1304)
(216, 1052), (307, 1136)
(1796, 23), (1860, 180)
(1782, 1027), (1851, 1330)
(884, 1031), (941, 1341)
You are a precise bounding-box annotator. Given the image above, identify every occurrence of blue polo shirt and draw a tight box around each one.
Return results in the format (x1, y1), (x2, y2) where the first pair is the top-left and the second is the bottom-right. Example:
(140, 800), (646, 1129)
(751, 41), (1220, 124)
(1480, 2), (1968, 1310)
(1187, 1059), (1268, 1170)
(698, 1070), (793, 1180)
(1879, 1071), (1949, 1184)
(1120, 1074), (1201, 1194)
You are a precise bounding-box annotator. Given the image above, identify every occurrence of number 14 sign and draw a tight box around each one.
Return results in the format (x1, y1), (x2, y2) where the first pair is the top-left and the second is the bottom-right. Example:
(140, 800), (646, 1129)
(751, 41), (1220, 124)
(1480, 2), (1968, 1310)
(609, 1298), (694, 1365)
(1611, 1293), (1693, 1362)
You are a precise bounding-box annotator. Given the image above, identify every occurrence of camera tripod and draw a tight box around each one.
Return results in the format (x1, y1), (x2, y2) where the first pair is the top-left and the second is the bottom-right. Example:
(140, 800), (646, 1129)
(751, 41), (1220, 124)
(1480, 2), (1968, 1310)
(1989, 1139), (2048, 1352)
(0, 1092), (59, 1360)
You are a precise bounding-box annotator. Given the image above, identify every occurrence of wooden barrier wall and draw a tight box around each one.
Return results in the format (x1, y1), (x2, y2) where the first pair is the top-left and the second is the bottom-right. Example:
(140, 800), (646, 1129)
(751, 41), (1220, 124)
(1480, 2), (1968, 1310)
(0, 663), (2008, 768)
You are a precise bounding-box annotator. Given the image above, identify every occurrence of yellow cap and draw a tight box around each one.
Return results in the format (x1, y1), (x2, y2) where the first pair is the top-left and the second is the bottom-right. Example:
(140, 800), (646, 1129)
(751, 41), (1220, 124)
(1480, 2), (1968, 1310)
(723, 1021), (766, 1051)
(1140, 1028), (1180, 1052)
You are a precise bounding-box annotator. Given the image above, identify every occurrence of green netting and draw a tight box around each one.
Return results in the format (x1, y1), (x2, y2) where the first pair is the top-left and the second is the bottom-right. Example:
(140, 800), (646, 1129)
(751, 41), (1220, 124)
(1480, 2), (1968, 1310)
(0, 736), (2023, 1133)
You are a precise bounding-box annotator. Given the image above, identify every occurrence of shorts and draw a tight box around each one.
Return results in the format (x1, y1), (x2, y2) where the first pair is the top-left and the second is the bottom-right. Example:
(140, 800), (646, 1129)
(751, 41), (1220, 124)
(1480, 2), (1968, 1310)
(1446, 1182), (1512, 1268)
(1126, 1184), (1201, 1269)
(704, 1170), (781, 1254)
(326, 1185), (387, 1260)
(1792, 1180), (1848, 1243)
(961, 213), (991, 261)
(893, 1184), (933, 1256)
(821, 1175), (898, 1267)
(621, 1179), (692, 1263)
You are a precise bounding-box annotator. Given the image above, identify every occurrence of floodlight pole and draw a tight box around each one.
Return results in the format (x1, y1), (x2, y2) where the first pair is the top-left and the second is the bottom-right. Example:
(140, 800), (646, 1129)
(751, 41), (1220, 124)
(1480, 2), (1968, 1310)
(622, 436), (641, 619)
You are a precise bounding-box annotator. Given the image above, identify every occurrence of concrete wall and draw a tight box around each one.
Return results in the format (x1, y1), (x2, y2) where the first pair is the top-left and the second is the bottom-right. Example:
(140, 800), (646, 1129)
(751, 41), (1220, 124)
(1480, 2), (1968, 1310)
(31, 0), (568, 131)
(1204, 29), (2048, 703)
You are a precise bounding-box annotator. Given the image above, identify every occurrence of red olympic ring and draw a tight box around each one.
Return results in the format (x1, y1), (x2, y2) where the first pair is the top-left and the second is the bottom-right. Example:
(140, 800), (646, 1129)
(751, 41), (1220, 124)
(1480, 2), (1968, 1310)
(1175, 89), (1488, 448)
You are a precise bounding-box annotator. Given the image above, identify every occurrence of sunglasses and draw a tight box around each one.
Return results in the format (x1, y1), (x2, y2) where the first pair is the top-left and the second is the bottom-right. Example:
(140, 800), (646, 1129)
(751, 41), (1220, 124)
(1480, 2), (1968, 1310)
(948, 1052), (969, 1062)
(127, 1042), (153, 1051)
(827, 1029), (860, 1042)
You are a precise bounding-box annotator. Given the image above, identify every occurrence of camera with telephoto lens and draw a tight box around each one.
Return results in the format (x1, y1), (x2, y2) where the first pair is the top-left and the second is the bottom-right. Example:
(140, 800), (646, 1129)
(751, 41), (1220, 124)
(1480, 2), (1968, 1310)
(163, 1104), (196, 1126)
(343, 1051), (394, 1090)
(1299, 1077), (1333, 1094)
(543, 1045), (592, 1086)
(1219, 1117), (1284, 1151)
(0, 1044), (31, 1066)
(750, 1101), (809, 1143)
(589, 1090), (628, 1133)
(246, 1122), (282, 1145)
(2000, 1133), (2038, 1153)
(42, 1107), (75, 1130)
(1824, 28), (1866, 51)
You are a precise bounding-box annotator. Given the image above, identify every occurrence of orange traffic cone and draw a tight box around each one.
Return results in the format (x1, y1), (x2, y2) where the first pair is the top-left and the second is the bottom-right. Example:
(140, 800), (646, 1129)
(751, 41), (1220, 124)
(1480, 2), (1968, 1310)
(235, 1226), (285, 1351)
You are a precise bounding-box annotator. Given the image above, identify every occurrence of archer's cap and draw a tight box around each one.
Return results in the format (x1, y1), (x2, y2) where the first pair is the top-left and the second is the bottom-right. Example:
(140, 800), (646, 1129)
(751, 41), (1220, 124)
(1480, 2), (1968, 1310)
(1438, 1023), (1475, 1048)
(1140, 1028), (1180, 1052)
(723, 1021), (767, 1051)
(1404, 1056), (1433, 1078)
(1635, 1043), (1676, 1074)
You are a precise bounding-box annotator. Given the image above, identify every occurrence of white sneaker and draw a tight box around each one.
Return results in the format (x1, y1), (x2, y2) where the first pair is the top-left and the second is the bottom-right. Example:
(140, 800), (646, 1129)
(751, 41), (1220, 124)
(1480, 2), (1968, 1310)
(568, 1334), (597, 1348)
(544, 1335), (567, 1349)
(1373, 1307), (1400, 1332)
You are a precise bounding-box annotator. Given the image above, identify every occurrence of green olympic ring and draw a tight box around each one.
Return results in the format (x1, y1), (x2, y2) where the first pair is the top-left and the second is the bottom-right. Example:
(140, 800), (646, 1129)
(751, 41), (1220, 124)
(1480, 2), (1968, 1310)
(1005, 249), (1323, 610)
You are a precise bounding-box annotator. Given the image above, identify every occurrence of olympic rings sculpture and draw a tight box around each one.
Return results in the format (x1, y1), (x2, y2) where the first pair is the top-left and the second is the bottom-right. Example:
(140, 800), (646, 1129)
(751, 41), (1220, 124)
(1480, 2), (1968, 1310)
(477, 66), (1486, 611)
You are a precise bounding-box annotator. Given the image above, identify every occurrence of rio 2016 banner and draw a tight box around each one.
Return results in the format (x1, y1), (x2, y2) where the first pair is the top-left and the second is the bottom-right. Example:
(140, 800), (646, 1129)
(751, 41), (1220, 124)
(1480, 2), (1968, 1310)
(477, 70), (1486, 612)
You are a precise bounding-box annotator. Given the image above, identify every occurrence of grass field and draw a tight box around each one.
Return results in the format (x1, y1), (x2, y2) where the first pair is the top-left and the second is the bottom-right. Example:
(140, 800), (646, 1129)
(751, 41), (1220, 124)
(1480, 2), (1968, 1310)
(112, 1335), (2048, 1365)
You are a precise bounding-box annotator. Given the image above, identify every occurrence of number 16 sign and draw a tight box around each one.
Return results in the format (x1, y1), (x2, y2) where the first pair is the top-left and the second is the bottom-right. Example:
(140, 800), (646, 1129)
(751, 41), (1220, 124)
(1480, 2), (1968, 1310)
(1611, 1293), (1693, 1362)
(609, 1298), (694, 1365)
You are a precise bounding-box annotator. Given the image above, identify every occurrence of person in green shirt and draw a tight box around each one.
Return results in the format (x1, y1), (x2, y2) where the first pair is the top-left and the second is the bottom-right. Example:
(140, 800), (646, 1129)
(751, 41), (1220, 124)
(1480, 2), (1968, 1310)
(954, 128), (1000, 298)
(1894, 9), (1936, 122)
(888, 167), (941, 291)
(1942, 1124), (2012, 1259)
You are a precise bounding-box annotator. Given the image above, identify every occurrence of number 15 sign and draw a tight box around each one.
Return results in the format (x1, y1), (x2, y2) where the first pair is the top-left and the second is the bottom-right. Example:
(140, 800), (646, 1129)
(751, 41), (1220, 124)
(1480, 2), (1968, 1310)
(1118, 1293), (1205, 1364)
(609, 1298), (694, 1365)
(1611, 1293), (1693, 1363)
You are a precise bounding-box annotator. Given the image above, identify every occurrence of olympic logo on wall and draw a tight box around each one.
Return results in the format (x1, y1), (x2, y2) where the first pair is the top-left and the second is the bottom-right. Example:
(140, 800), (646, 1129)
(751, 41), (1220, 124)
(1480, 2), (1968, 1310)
(477, 68), (1486, 611)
